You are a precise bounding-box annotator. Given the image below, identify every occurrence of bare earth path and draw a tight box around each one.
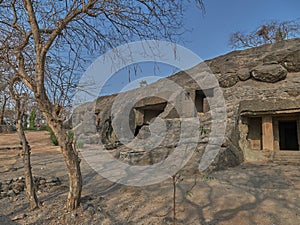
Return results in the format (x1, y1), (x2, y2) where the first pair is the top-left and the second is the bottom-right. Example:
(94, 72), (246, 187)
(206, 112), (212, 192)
(0, 131), (299, 225)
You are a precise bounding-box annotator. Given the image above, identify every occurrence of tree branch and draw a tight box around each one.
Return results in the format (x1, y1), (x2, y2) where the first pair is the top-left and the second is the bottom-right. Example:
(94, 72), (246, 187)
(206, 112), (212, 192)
(23, 0), (41, 52)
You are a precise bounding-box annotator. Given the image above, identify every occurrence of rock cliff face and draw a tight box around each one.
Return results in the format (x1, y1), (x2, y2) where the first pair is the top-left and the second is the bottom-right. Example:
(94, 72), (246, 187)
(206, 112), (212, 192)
(73, 38), (300, 173)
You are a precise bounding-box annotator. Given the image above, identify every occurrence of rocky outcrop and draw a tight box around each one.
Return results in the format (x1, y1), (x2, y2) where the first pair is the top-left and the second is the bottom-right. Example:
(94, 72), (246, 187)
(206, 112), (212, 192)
(251, 64), (287, 83)
(202, 38), (300, 87)
(73, 38), (300, 174)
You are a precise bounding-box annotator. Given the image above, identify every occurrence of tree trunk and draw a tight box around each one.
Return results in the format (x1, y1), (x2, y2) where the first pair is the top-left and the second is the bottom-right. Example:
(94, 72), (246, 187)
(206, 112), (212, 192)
(47, 120), (82, 211)
(63, 142), (82, 210)
(0, 95), (8, 125)
(15, 103), (39, 210)
(34, 91), (83, 210)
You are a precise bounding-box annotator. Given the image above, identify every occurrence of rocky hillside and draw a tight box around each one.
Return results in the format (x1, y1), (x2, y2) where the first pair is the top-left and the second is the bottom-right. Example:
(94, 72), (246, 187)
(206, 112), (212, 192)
(73, 38), (300, 173)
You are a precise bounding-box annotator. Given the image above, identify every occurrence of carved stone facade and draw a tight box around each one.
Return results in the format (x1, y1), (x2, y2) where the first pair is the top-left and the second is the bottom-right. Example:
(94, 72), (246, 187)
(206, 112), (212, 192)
(238, 99), (300, 162)
(73, 38), (300, 172)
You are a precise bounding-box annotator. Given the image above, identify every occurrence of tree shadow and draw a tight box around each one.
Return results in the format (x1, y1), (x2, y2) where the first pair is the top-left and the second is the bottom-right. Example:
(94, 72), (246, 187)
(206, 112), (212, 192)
(0, 214), (20, 225)
(176, 163), (300, 224)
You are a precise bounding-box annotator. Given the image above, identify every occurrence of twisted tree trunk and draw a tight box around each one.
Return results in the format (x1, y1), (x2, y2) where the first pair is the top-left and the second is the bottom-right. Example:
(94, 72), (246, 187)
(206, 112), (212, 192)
(14, 97), (39, 210)
(0, 95), (8, 125)
(16, 119), (39, 210)
(46, 118), (82, 210)
(64, 143), (82, 210)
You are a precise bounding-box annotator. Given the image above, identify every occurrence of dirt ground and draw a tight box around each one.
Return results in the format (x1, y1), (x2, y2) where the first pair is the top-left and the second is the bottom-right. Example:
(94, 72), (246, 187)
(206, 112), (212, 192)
(0, 131), (299, 225)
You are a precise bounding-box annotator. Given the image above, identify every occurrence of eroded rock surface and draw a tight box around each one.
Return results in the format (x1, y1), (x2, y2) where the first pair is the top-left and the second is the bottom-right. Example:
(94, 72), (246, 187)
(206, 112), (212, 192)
(73, 38), (300, 174)
(251, 64), (287, 82)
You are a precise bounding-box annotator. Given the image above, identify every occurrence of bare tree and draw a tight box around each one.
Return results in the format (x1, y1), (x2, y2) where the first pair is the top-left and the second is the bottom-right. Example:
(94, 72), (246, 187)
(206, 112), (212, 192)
(9, 78), (39, 210)
(0, 93), (9, 125)
(1, 68), (39, 210)
(229, 19), (300, 49)
(0, 71), (10, 125)
(0, 0), (204, 210)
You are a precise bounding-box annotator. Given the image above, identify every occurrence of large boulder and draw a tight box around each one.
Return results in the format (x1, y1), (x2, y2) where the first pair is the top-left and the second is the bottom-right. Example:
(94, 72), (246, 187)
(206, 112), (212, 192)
(217, 72), (239, 88)
(237, 68), (251, 81)
(282, 50), (300, 72)
(250, 64), (287, 83)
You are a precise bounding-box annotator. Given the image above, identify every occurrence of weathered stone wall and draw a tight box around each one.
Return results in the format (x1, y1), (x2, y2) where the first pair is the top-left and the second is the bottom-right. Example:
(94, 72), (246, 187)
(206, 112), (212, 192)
(73, 38), (300, 173)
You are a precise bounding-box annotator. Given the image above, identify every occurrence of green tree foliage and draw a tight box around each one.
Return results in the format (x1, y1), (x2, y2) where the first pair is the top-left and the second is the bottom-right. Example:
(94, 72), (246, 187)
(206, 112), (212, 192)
(23, 114), (28, 129)
(29, 110), (36, 129)
(47, 126), (58, 146)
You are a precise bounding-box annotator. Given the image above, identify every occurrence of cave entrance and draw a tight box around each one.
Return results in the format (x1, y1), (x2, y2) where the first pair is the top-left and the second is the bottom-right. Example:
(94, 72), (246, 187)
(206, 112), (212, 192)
(279, 121), (299, 151)
(195, 89), (213, 115)
(143, 107), (165, 124)
(134, 125), (143, 137)
(134, 102), (167, 137)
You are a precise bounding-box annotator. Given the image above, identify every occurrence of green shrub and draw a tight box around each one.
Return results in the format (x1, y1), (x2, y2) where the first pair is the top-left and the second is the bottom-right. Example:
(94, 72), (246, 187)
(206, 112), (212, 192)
(68, 130), (74, 139)
(39, 125), (49, 131)
(23, 114), (28, 129)
(29, 110), (36, 129)
(47, 126), (58, 146)
(76, 140), (84, 149)
(41, 126), (74, 147)
(24, 127), (37, 131)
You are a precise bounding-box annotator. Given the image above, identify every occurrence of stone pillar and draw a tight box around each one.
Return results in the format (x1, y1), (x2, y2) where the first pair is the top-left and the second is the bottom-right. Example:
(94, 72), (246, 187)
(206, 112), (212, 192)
(180, 89), (195, 117)
(262, 116), (274, 151)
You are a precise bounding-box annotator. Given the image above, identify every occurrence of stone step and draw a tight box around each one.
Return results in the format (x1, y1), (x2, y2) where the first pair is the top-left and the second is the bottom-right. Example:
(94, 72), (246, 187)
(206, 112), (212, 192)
(274, 154), (300, 158)
(273, 151), (300, 165)
(274, 156), (300, 160)
(273, 158), (300, 162)
(0, 155), (19, 161)
(274, 155), (300, 160)
(274, 151), (300, 155)
(272, 160), (300, 166)
(0, 146), (22, 151)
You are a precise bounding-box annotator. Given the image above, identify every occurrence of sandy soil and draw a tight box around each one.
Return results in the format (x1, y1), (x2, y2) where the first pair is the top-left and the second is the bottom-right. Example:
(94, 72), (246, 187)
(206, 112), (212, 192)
(0, 131), (299, 225)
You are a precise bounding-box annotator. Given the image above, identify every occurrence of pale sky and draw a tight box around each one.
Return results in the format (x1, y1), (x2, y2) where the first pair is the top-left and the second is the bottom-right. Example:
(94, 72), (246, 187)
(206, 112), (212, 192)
(184, 0), (300, 59)
(95, 0), (300, 95)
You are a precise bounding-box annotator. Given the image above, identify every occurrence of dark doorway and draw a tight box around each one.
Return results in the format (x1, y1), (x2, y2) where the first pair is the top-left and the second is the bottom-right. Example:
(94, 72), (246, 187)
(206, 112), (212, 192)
(279, 121), (299, 150)
(143, 108), (164, 124)
(195, 90), (205, 113)
(133, 102), (167, 137)
(134, 125), (143, 137)
(195, 89), (213, 114)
